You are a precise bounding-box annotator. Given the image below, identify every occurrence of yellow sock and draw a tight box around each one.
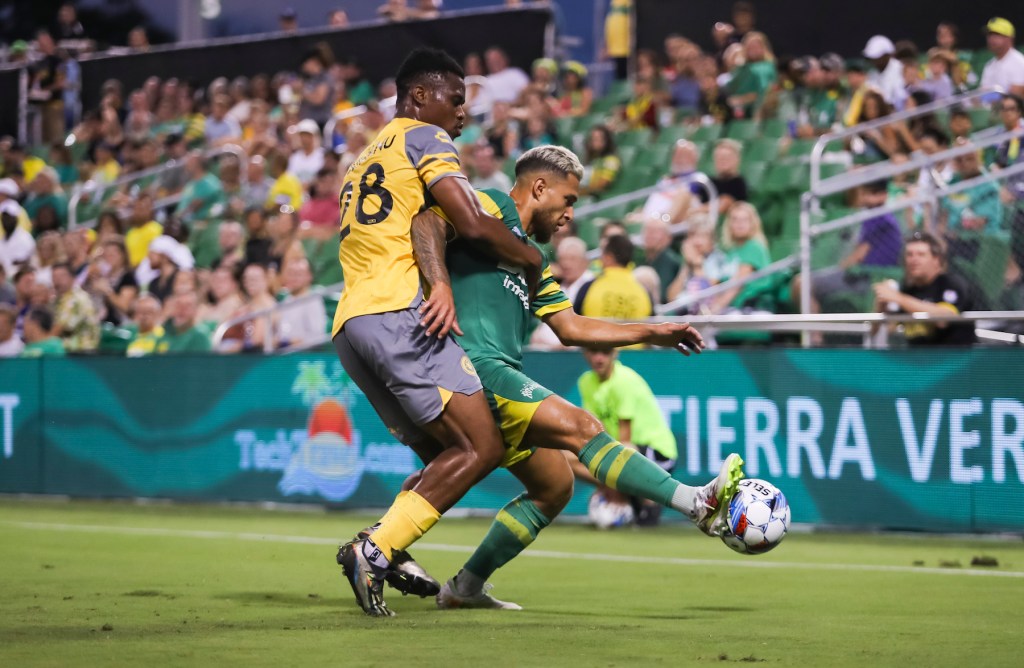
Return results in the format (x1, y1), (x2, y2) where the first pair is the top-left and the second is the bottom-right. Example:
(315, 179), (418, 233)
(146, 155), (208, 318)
(368, 490), (441, 561)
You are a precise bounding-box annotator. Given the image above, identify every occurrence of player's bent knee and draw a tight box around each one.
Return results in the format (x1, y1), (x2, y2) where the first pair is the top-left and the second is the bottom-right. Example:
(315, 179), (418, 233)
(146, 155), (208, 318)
(572, 408), (604, 444)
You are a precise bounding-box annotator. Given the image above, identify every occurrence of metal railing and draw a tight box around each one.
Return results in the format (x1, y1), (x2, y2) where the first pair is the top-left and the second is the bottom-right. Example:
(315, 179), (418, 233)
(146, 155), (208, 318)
(67, 144), (247, 229)
(653, 312), (1024, 348)
(211, 282), (343, 354)
(809, 86), (1003, 192)
(798, 97), (1024, 346)
(579, 171), (719, 260)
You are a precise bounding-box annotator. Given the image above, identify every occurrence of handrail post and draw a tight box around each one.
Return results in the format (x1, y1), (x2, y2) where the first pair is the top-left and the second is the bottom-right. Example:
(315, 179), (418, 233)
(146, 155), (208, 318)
(263, 312), (274, 354)
(799, 192), (813, 347)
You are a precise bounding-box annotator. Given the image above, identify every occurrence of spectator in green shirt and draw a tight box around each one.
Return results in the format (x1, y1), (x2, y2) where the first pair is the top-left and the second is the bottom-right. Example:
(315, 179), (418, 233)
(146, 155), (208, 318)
(22, 167), (68, 233)
(726, 31), (777, 120)
(708, 201), (772, 314)
(575, 346), (678, 526)
(155, 289), (212, 354)
(20, 305), (66, 357)
(941, 139), (1003, 262)
(174, 153), (225, 226)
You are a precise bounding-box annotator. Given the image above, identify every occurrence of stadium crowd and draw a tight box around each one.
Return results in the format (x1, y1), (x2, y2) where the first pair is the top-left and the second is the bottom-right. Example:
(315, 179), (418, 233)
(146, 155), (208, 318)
(1, 1), (1023, 357)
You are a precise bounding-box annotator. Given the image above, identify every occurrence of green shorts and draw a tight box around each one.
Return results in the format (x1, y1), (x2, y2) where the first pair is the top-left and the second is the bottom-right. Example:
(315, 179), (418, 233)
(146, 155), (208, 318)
(474, 357), (554, 468)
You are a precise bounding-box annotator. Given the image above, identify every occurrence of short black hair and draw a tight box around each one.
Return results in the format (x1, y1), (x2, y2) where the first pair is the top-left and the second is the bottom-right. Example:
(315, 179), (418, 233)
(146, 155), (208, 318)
(1003, 94), (1024, 114)
(920, 127), (950, 146)
(862, 179), (889, 194)
(950, 106), (970, 120)
(603, 234), (634, 267)
(396, 47), (465, 100)
(27, 305), (54, 332)
(906, 230), (945, 260)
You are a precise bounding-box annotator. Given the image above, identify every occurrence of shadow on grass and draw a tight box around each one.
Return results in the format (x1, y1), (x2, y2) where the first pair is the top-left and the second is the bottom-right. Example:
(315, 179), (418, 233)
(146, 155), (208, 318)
(214, 591), (339, 607)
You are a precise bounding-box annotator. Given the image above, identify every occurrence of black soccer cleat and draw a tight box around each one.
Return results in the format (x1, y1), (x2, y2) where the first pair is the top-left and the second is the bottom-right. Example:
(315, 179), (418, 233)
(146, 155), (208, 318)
(356, 529), (441, 598)
(336, 540), (395, 617)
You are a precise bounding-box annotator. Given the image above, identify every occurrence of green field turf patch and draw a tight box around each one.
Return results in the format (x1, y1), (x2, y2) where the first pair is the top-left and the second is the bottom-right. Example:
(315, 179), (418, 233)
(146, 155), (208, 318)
(1, 499), (1021, 667)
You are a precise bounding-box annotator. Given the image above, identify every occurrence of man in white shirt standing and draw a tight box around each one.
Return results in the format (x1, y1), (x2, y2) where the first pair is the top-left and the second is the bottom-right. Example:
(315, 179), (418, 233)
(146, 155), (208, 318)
(863, 35), (907, 110)
(485, 47), (530, 104)
(980, 18), (1024, 99)
(287, 119), (326, 186)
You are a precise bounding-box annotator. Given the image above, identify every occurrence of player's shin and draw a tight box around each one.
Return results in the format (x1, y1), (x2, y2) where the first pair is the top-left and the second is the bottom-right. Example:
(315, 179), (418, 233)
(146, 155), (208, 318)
(458, 493), (551, 593)
(577, 432), (702, 521)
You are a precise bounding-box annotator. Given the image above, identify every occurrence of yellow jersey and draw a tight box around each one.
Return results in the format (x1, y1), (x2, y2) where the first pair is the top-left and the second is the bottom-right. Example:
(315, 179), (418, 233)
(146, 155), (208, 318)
(577, 266), (652, 320)
(332, 117), (464, 335)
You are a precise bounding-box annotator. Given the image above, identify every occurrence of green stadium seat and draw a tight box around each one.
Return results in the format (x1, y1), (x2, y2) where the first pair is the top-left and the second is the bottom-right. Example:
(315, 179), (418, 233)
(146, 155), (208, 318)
(760, 118), (788, 138)
(725, 119), (761, 141)
(687, 123), (723, 143)
(554, 117), (576, 144)
(616, 128), (653, 148)
(741, 161), (769, 192)
(969, 107), (996, 131)
(656, 125), (690, 145)
(616, 145), (639, 168)
(951, 232), (1011, 308)
(742, 137), (780, 163)
(632, 143), (671, 171)
(759, 163), (809, 195)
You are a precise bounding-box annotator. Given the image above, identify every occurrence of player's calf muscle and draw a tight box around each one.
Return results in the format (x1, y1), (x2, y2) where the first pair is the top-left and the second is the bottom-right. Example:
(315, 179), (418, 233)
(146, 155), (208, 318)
(525, 396), (604, 454)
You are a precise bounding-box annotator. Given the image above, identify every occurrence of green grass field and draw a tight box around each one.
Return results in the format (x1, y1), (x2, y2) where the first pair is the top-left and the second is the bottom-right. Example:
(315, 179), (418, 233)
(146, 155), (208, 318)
(1, 499), (1021, 667)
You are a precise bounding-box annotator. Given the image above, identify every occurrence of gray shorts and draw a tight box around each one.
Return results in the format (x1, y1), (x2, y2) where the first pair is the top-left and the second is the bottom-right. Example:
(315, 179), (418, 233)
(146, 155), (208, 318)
(333, 305), (482, 445)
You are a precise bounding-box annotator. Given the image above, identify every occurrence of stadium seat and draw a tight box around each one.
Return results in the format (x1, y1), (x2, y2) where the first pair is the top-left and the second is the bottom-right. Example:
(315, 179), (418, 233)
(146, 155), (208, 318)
(760, 118), (788, 139)
(687, 123), (723, 143)
(742, 137), (780, 163)
(741, 160), (769, 190)
(656, 125), (690, 145)
(969, 107), (996, 131)
(951, 232), (1011, 307)
(725, 120), (761, 141)
(632, 143), (671, 171)
(616, 128), (654, 148)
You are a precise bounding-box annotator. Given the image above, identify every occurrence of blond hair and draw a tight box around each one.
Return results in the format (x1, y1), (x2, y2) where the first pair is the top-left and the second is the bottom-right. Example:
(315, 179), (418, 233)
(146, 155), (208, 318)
(742, 31), (776, 63)
(722, 201), (768, 250)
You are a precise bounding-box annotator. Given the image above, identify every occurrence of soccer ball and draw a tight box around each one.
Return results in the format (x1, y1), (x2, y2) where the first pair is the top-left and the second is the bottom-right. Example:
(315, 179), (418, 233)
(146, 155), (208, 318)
(720, 478), (790, 555)
(588, 492), (635, 529)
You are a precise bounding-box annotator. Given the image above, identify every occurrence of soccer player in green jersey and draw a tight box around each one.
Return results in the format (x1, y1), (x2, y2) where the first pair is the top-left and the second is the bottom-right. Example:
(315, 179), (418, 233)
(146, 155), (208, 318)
(398, 145), (745, 610)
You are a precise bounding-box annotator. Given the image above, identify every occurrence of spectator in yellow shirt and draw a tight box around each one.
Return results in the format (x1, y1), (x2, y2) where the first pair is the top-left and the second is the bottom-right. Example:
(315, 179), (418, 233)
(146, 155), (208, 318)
(575, 234), (653, 324)
(265, 151), (304, 210)
(124, 193), (163, 267)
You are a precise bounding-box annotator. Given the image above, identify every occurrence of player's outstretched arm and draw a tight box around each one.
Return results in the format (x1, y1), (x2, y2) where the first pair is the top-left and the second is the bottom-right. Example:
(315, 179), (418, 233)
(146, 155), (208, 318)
(411, 209), (462, 339)
(430, 177), (543, 295)
(544, 309), (705, 356)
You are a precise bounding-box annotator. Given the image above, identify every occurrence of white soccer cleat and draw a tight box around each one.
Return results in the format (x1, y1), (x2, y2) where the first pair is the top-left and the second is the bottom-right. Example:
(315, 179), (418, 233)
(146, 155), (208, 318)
(436, 579), (523, 611)
(694, 453), (745, 537)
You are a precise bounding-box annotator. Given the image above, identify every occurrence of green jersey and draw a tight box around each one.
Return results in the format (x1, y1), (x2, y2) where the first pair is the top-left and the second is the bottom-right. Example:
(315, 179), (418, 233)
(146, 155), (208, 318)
(437, 189), (572, 369)
(577, 361), (677, 459)
(20, 337), (66, 358)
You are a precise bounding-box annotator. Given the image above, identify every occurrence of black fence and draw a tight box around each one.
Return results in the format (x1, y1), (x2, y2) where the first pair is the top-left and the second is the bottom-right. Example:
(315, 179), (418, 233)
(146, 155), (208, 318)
(0, 6), (552, 140)
(636, 0), (1011, 61)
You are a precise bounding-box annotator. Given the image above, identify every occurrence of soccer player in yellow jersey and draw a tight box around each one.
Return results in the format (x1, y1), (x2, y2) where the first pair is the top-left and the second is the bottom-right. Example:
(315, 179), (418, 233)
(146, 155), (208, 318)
(333, 48), (543, 617)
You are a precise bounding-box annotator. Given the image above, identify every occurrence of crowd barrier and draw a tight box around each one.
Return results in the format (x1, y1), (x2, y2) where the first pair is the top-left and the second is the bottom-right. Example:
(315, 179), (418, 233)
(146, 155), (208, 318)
(2, 348), (1023, 532)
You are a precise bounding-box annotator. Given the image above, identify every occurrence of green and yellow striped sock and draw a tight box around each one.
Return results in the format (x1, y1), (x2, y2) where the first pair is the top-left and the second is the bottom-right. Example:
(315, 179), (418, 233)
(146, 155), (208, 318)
(577, 432), (699, 518)
(462, 494), (551, 585)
